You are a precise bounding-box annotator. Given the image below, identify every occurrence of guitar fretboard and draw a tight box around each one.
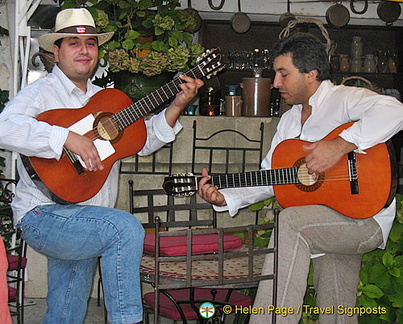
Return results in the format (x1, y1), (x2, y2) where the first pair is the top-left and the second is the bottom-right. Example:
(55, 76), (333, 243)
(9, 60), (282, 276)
(111, 67), (205, 131)
(201, 168), (302, 189)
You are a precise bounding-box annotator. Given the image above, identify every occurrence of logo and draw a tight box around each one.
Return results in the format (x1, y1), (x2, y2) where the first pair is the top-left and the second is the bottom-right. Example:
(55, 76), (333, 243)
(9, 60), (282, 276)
(199, 302), (216, 319)
(76, 26), (87, 34)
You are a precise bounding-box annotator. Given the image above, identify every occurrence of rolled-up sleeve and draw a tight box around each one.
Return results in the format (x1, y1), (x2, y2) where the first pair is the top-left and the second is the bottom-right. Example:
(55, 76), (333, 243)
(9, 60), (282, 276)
(138, 108), (182, 156)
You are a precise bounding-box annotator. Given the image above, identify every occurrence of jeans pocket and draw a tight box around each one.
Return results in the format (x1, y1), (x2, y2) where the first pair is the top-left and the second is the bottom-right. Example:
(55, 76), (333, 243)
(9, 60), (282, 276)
(19, 218), (44, 253)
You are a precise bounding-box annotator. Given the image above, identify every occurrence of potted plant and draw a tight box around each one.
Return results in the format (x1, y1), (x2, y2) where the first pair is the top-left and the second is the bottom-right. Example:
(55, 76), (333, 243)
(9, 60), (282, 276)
(61, 0), (204, 100)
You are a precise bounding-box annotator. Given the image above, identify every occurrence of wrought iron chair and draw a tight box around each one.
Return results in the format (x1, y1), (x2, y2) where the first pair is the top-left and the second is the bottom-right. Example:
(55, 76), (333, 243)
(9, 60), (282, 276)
(191, 120), (265, 175)
(130, 181), (278, 324)
(0, 178), (27, 324)
(120, 142), (174, 176)
(190, 120), (265, 224)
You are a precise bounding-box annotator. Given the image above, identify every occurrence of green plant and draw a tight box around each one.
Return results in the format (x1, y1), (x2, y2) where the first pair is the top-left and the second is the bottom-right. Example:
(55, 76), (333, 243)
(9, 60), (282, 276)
(356, 194), (403, 324)
(61, 0), (204, 76)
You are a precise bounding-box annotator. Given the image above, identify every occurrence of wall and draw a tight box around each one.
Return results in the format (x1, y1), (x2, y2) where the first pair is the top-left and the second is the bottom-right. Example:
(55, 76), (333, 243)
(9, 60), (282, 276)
(0, 2), (12, 93)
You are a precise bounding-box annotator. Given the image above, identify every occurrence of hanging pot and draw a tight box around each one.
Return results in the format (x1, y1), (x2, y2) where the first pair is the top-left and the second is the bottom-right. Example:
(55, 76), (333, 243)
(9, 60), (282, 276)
(231, 0), (251, 34)
(183, 0), (202, 33)
(326, 3), (350, 28)
(279, 0), (296, 29)
(377, 1), (401, 26)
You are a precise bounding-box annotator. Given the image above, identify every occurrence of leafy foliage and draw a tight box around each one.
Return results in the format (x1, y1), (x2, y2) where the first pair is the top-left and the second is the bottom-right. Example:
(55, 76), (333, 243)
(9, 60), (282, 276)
(356, 194), (403, 324)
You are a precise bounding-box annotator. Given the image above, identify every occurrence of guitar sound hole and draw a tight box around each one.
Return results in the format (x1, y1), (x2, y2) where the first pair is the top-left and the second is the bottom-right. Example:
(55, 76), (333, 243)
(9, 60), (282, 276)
(96, 116), (119, 141)
(294, 158), (324, 192)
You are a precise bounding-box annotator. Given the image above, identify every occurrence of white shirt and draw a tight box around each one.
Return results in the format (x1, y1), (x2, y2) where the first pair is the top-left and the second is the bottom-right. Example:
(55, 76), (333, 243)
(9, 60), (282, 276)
(215, 80), (403, 248)
(0, 65), (182, 223)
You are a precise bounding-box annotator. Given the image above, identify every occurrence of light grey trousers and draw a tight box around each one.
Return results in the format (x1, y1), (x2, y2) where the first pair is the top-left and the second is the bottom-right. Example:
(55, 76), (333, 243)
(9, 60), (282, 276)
(250, 205), (383, 324)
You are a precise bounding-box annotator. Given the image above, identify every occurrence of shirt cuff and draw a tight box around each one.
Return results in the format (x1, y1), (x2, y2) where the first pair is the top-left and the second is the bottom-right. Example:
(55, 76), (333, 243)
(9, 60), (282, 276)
(50, 126), (70, 159)
(212, 190), (245, 217)
(339, 130), (366, 153)
(151, 108), (183, 142)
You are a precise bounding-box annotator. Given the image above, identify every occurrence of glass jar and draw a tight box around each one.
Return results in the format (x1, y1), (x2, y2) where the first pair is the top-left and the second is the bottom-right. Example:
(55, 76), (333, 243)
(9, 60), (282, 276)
(363, 54), (377, 73)
(388, 50), (398, 73)
(351, 36), (363, 59)
(350, 57), (362, 73)
(339, 54), (351, 72)
(377, 50), (389, 73)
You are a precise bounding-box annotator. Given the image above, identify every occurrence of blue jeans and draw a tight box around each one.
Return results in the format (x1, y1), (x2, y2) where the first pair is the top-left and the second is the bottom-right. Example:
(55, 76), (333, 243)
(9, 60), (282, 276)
(18, 204), (145, 324)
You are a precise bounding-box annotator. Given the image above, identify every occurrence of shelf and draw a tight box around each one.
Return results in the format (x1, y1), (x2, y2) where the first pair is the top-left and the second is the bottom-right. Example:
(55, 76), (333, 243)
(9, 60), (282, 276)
(332, 72), (402, 76)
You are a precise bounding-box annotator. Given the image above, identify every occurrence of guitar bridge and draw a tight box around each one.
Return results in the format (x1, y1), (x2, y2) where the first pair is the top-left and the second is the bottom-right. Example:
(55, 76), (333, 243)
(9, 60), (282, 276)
(348, 152), (359, 195)
(64, 148), (84, 174)
(72, 160), (84, 174)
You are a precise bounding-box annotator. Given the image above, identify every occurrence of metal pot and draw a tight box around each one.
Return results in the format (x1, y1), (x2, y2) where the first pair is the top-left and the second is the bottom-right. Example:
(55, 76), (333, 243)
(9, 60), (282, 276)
(326, 3), (350, 28)
(231, 0), (251, 34)
(377, 1), (401, 26)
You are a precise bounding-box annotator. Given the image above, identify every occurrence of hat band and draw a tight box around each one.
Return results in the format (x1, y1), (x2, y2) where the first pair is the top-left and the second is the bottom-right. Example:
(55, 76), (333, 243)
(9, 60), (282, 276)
(56, 25), (97, 35)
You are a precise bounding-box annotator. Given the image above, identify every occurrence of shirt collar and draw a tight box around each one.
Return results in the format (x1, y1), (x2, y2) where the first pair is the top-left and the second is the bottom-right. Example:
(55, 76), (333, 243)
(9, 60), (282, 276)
(308, 80), (334, 113)
(51, 65), (96, 98)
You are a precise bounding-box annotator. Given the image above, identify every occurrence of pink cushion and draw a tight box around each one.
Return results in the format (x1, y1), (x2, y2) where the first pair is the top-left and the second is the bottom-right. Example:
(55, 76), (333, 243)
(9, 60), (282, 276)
(144, 233), (242, 256)
(6, 254), (27, 271)
(144, 288), (251, 321)
(8, 286), (17, 300)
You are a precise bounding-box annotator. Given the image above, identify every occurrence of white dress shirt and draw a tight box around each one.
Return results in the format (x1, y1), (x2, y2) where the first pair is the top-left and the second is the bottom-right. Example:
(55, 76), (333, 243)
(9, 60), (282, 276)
(215, 80), (403, 248)
(0, 65), (182, 223)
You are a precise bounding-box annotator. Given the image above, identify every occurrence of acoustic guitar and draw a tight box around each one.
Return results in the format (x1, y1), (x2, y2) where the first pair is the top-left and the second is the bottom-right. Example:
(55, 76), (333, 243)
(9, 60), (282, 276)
(21, 48), (226, 204)
(162, 123), (397, 219)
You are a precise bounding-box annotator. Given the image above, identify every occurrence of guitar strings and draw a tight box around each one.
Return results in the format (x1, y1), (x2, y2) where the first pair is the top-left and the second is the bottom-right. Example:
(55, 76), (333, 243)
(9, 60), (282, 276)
(212, 165), (356, 187)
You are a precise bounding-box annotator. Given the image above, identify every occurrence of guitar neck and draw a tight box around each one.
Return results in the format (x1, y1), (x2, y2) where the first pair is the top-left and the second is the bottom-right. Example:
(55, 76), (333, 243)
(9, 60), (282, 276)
(200, 168), (301, 189)
(112, 67), (206, 130)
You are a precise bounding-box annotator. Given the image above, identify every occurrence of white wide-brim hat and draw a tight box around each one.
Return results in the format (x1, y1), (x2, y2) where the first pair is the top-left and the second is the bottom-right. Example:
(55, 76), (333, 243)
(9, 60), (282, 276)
(39, 8), (114, 52)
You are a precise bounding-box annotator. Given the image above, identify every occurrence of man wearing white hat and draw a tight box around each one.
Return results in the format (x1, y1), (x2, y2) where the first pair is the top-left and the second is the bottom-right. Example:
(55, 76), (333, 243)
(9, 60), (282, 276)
(0, 7), (203, 324)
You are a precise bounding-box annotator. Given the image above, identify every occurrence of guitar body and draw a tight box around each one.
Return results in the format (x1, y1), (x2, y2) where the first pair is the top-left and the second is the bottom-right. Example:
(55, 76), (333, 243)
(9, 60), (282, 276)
(21, 48), (226, 204)
(272, 123), (396, 218)
(23, 88), (147, 204)
(162, 123), (396, 219)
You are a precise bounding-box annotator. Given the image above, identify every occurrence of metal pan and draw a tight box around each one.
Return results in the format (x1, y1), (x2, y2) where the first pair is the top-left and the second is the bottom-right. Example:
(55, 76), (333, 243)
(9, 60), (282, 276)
(231, 0), (251, 33)
(326, 3), (350, 28)
(377, 1), (401, 26)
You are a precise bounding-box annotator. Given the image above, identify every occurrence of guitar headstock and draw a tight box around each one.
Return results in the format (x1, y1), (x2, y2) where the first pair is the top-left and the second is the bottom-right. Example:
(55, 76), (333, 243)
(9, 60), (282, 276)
(197, 48), (227, 79)
(162, 173), (197, 196)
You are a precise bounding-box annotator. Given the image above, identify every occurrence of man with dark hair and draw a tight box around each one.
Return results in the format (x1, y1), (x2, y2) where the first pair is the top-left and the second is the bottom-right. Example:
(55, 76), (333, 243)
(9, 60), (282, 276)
(0, 7), (203, 324)
(199, 33), (403, 323)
